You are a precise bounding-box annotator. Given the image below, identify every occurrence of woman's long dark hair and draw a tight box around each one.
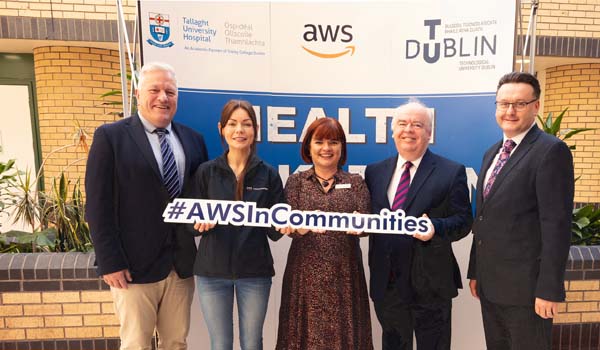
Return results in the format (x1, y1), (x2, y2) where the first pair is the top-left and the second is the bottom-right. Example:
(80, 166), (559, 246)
(219, 99), (258, 200)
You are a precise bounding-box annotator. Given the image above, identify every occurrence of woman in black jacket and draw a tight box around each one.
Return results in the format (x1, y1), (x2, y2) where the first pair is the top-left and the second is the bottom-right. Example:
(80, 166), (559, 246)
(190, 99), (284, 350)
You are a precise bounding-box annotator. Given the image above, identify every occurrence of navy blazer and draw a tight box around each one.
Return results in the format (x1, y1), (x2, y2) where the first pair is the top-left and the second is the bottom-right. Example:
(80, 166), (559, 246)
(467, 125), (574, 305)
(85, 114), (208, 283)
(365, 149), (473, 302)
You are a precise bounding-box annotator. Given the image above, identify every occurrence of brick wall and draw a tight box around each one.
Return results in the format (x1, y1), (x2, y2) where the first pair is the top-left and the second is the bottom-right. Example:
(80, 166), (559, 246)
(33, 46), (123, 191)
(543, 64), (600, 203)
(0, 253), (120, 350)
(0, 0), (137, 21)
(560, 280), (600, 323)
(552, 246), (600, 349)
(2, 248), (599, 349)
(520, 0), (600, 38)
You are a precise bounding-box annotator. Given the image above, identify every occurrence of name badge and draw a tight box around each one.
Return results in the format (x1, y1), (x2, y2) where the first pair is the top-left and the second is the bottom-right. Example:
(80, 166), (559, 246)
(246, 187), (269, 191)
(335, 183), (351, 189)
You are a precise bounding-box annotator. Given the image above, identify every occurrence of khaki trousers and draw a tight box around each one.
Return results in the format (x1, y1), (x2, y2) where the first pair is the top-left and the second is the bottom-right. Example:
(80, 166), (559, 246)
(111, 270), (194, 350)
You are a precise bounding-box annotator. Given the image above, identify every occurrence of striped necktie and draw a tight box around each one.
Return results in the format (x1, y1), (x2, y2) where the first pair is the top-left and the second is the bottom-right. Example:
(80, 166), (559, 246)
(391, 161), (412, 211)
(154, 128), (181, 200)
(483, 139), (516, 199)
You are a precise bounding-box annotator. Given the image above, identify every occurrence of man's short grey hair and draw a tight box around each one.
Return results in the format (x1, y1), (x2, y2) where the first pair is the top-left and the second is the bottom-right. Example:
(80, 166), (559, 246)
(138, 62), (178, 90)
(391, 98), (433, 131)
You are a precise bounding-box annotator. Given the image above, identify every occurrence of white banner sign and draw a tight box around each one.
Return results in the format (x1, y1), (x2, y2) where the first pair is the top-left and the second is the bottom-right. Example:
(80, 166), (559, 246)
(163, 199), (432, 235)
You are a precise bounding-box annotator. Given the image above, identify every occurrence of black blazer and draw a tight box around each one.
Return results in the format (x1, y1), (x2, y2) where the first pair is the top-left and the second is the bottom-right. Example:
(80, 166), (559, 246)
(85, 114), (208, 283)
(365, 150), (473, 302)
(467, 125), (574, 305)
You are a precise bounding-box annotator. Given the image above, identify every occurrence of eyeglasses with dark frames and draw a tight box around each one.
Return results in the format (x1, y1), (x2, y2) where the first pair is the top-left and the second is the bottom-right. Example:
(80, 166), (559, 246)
(495, 99), (538, 111)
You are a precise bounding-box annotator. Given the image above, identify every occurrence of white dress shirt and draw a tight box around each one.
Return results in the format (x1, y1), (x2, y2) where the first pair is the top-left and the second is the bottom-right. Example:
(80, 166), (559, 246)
(387, 154), (424, 208)
(138, 113), (186, 187)
(483, 122), (535, 188)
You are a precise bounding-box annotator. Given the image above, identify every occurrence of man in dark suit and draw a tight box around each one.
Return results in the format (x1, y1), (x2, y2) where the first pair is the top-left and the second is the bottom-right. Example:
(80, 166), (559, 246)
(365, 100), (473, 350)
(85, 62), (208, 349)
(467, 72), (574, 349)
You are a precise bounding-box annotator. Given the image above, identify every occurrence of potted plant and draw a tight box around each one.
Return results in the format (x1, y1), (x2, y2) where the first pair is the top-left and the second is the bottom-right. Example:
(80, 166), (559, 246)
(0, 122), (93, 253)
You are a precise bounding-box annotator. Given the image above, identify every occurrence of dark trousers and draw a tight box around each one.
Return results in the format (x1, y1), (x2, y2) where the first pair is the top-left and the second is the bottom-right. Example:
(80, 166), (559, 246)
(480, 294), (552, 350)
(374, 286), (451, 350)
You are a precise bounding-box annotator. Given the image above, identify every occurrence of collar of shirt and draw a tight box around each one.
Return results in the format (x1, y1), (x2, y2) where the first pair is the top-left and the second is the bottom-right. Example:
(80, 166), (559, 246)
(136, 112), (186, 185)
(502, 121), (535, 153)
(304, 166), (342, 184)
(483, 122), (535, 189)
(138, 112), (173, 134)
(387, 153), (424, 207)
(394, 153), (423, 179)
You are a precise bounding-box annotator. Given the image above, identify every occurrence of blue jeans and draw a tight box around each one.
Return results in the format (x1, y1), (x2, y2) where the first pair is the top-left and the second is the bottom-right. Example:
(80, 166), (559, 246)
(196, 276), (272, 350)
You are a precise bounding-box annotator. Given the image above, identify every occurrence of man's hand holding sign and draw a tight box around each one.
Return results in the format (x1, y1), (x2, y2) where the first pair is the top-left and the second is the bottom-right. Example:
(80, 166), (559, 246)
(413, 213), (435, 241)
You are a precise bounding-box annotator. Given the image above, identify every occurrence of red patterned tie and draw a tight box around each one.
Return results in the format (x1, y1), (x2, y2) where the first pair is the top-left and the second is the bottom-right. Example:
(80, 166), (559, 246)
(483, 139), (516, 199)
(391, 161), (412, 211)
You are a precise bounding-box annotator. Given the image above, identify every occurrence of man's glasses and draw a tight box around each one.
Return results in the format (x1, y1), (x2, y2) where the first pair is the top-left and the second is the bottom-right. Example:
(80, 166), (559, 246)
(495, 99), (538, 111)
(395, 121), (425, 130)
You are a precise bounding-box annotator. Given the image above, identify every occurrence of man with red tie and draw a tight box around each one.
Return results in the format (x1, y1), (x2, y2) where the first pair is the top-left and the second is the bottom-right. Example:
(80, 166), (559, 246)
(467, 72), (574, 350)
(365, 99), (473, 350)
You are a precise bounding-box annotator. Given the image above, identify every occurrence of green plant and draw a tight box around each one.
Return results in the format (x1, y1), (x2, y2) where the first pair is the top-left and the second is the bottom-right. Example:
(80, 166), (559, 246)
(537, 107), (599, 246)
(0, 230), (56, 253)
(40, 173), (91, 252)
(100, 72), (137, 118)
(0, 122), (93, 253)
(536, 107), (595, 150)
(571, 205), (600, 246)
(0, 163), (55, 252)
(0, 159), (19, 229)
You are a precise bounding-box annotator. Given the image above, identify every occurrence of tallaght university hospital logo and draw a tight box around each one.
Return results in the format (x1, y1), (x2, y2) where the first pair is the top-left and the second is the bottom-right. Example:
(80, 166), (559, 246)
(301, 24), (355, 59)
(147, 12), (174, 48)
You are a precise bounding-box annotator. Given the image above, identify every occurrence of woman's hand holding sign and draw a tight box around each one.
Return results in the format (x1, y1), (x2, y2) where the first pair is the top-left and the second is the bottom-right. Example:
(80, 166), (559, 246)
(347, 211), (365, 236)
(194, 221), (216, 233)
(276, 226), (324, 236)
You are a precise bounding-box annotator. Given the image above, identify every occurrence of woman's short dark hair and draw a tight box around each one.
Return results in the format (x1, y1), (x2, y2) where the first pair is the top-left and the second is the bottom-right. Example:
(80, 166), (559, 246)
(300, 117), (347, 166)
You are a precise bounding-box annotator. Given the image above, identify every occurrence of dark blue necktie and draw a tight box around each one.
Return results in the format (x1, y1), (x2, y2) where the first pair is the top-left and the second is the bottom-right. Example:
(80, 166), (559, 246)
(154, 128), (181, 200)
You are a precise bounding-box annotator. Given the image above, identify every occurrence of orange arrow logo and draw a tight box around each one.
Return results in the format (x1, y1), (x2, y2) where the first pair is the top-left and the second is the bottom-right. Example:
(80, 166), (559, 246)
(301, 45), (356, 58)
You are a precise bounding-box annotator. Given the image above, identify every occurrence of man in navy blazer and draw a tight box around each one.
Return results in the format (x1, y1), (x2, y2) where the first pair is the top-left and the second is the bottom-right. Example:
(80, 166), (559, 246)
(467, 72), (574, 349)
(85, 62), (208, 349)
(365, 100), (473, 350)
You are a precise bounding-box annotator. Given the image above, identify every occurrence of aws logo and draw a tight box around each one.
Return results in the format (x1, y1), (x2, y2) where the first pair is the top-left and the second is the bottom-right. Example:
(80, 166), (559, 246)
(301, 24), (355, 59)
